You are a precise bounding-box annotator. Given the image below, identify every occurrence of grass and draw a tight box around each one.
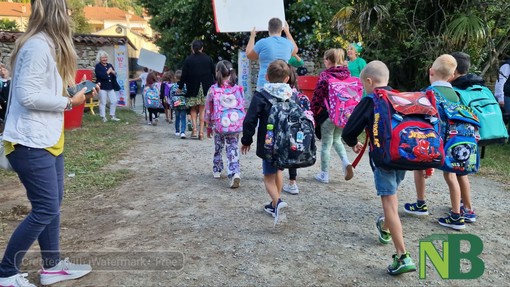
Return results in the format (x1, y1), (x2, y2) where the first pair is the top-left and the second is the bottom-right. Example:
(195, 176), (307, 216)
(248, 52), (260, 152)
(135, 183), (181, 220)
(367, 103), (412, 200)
(477, 143), (510, 184)
(0, 109), (140, 196)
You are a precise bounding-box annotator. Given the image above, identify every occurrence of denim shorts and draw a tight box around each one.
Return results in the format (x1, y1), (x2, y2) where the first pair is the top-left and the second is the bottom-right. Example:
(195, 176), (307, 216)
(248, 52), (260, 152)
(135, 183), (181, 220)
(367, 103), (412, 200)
(373, 167), (406, 196)
(262, 159), (278, 175)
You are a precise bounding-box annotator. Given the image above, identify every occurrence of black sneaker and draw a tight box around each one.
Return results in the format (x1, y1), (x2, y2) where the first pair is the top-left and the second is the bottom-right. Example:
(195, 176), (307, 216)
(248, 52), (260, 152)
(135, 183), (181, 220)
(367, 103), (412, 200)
(404, 202), (429, 216)
(438, 213), (465, 230)
(264, 202), (275, 217)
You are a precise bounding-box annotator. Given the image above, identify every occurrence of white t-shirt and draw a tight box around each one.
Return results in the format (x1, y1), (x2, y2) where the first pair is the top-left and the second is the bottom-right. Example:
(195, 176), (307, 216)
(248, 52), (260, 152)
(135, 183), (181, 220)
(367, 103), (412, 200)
(139, 72), (148, 87)
(495, 63), (510, 103)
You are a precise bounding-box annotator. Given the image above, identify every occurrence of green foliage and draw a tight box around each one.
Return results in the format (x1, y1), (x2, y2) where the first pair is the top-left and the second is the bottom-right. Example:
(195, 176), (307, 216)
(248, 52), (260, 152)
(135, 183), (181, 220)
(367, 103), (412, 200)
(68, 0), (92, 34)
(0, 19), (19, 32)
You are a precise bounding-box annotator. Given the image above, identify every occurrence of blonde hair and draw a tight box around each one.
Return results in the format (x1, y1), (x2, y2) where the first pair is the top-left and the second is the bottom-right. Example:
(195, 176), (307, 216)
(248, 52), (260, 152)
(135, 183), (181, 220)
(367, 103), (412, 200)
(360, 60), (390, 84)
(431, 54), (457, 79)
(324, 49), (345, 66)
(95, 50), (110, 64)
(10, 0), (77, 88)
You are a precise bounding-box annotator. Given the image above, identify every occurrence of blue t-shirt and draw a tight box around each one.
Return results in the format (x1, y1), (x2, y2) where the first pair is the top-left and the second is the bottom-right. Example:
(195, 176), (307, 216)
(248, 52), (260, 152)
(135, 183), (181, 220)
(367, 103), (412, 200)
(254, 36), (294, 89)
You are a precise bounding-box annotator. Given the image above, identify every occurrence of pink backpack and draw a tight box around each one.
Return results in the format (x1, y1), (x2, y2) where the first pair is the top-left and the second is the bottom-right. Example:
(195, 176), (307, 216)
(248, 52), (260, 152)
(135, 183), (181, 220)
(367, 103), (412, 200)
(325, 76), (363, 128)
(210, 84), (246, 134)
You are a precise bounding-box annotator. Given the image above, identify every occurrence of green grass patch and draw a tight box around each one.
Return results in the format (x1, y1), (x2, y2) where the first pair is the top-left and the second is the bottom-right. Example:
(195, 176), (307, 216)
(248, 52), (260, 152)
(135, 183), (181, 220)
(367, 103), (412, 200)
(1, 109), (140, 196)
(477, 144), (510, 184)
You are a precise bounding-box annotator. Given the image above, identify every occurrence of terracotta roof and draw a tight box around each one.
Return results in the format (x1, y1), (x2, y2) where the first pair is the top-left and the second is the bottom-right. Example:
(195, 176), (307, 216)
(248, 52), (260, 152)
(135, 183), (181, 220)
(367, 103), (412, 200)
(83, 6), (145, 22)
(0, 31), (136, 50)
(0, 2), (30, 17)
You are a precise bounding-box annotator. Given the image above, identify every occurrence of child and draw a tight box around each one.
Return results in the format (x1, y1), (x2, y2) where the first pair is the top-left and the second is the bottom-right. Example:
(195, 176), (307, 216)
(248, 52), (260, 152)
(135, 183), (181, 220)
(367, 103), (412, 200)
(170, 70), (187, 138)
(205, 60), (244, 188)
(160, 71), (175, 124)
(342, 60), (416, 275)
(143, 71), (162, 125)
(311, 49), (354, 183)
(129, 79), (138, 109)
(283, 64), (315, 195)
(241, 60), (292, 225)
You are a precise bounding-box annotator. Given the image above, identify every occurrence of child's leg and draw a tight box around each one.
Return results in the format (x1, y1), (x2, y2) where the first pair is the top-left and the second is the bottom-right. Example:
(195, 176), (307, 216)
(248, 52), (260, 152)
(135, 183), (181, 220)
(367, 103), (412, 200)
(288, 168), (297, 185)
(443, 172), (461, 214)
(213, 133), (225, 174)
(225, 134), (240, 178)
(264, 170), (283, 206)
(413, 170), (426, 201)
(174, 110), (180, 132)
(148, 109), (153, 122)
(180, 110), (187, 133)
(320, 120), (335, 172)
(332, 126), (350, 165)
(457, 175), (472, 209)
(381, 195), (406, 255)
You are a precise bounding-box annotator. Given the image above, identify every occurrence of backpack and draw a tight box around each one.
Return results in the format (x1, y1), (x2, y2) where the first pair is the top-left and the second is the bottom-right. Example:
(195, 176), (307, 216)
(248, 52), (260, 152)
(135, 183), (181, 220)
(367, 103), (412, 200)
(325, 76), (363, 128)
(291, 89), (315, 126)
(163, 82), (174, 105)
(209, 84), (246, 134)
(454, 85), (508, 145)
(260, 90), (316, 169)
(170, 84), (187, 109)
(144, 84), (163, 109)
(431, 87), (481, 175)
(368, 89), (444, 170)
(129, 81), (138, 95)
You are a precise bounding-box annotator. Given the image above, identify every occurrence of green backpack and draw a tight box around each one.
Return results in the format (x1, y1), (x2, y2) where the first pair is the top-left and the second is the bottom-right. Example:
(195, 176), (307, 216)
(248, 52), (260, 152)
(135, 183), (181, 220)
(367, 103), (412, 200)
(454, 85), (508, 145)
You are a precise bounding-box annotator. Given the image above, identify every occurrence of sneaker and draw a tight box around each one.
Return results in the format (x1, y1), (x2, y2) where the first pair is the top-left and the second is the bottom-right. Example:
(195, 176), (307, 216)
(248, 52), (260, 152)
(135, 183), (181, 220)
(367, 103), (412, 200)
(102, 117), (108, 123)
(213, 172), (221, 179)
(180, 133), (186, 139)
(387, 252), (417, 275)
(343, 164), (354, 181)
(404, 202), (429, 216)
(175, 132), (180, 136)
(438, 213), (465, 230)
(283, 183), (299, 195)
(274, 199), (288, 226)
(39, 258), (92, 285)
(314, 171), (329, 183)
(376, 215), (392, 244)
(264, 202), (275, 217)
(461, 207), (477, 223)
(110, 117), (120, 121)
(153, 118), (158, 126)
(230, 174), (241, 189)
(0, 273), (36, 287)
(148, 122), (152, 125)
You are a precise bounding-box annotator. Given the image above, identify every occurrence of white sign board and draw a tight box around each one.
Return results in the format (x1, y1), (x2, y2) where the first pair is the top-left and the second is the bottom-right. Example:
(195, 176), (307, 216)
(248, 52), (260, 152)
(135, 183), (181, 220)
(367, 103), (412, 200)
(213, 0), (285, 33)
(137, 48), (166, 73)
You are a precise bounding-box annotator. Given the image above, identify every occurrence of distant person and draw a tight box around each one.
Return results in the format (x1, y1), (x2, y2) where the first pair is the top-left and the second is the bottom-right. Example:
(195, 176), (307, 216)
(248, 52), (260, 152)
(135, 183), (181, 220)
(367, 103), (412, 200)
(160, 70), (175, 123)
(95, 50), (120, 122)
(342, 60), (417, 275)
(0, 64), (11, 122)
(205, 60), (244, 188)
(0, 0), (95, 285)
(246, 18), (298, 90)
(177, 40), (215, 140)
(495, 57), (510, 115)
(130, 67), (149, 90)
(143, 71), (163, 125)
(170, 70), (188, 138)
(347, 42), (367, 78)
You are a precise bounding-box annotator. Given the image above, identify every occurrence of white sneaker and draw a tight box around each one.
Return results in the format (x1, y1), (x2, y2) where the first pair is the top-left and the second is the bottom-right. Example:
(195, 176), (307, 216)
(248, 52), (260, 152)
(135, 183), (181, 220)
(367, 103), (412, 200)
(110, 116), (120, 121)
(230, 173), (241, 188)
(175, 132), (180, 136)
(213, 172), (221, 179)
(283, 183), (299, 194)
(274, 199), (288, 226)
(180, 133), (186, 139)
(344, 164), (354, 181)
(39, 258), (92, 285)
(0, 273), (36, 287)
(102, 117), (108, 123)
(315, 171), (329, 183)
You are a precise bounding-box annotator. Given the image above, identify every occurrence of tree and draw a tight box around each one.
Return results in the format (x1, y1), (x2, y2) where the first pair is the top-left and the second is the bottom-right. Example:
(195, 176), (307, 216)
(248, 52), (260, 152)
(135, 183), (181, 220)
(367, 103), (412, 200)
(0, 19), (19, 32)
(68, 0), (92, 34)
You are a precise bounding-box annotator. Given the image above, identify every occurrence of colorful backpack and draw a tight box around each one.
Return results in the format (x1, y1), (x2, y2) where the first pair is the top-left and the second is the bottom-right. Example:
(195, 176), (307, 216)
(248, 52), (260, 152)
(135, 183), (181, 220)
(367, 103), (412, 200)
(163, 82), (174, 105)
(143, 84), (163, 109)
(291, 89), (315, 126)
(368, 89), (444, 170)
(170, 84), (187, 109)
(431, 87), (481, 175)
(454, 85), (508, 145)
(325, 76), (363, 128)
(129, 81), (138, 95)
(260, 90), (316, 169)
(209, 84), (246, 134)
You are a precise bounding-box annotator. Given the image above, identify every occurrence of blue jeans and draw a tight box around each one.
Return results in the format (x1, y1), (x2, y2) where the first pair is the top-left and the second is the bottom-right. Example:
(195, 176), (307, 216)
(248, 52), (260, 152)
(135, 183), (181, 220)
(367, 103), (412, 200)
(174, 109), (187, 133)
(0, 146), (63, 277)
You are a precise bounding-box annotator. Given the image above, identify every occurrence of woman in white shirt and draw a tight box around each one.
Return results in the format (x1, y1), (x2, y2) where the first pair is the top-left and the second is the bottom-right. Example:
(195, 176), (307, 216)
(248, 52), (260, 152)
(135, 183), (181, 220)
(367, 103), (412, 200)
(0, 0), (94, 286)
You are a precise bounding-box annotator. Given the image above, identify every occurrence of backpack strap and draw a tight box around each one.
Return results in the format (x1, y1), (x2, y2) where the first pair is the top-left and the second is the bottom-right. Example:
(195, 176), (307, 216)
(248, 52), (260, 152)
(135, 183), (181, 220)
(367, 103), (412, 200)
(352, 130), (369, 168)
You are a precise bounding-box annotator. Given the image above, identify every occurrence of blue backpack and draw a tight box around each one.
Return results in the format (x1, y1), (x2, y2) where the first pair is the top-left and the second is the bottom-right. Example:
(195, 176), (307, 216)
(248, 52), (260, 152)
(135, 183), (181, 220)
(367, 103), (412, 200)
(368, 89), (444, 170)
(431, 87), (481, 175)
(454, 85), (508, 145)
(144, 84), (163, 109)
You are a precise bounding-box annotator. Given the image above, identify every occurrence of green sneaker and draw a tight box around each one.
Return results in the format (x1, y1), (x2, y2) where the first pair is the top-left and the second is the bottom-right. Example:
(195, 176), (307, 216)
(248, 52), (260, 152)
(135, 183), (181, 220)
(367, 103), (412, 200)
(376, 215), (392, 244)
(387, 252), (417, 275)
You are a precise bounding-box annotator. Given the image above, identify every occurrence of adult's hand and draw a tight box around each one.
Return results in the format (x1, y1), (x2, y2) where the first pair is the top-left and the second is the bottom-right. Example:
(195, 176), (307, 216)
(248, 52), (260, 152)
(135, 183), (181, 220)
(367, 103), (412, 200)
(72, 87), (87, 106)
(283, 20), (290, 35)
(250, 27), (257, 38)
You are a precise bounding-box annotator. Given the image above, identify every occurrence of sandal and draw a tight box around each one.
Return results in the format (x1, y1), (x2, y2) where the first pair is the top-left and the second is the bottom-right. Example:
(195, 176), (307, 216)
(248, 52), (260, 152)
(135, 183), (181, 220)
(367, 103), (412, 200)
(199, 132), (204, 140)
(191, 129), (198, 138)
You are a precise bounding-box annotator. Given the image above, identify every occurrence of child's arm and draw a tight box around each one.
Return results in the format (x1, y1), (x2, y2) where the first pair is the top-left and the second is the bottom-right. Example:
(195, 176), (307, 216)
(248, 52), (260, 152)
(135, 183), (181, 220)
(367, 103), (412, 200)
(205, 88), (214, 137)
(241, 93), (263, 151)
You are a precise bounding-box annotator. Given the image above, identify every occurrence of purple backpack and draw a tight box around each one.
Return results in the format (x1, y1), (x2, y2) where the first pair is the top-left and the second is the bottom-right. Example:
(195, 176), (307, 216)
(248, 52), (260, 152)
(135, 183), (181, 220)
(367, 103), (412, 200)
(210, 84), (245, 134)
(325, 76), (363, 128)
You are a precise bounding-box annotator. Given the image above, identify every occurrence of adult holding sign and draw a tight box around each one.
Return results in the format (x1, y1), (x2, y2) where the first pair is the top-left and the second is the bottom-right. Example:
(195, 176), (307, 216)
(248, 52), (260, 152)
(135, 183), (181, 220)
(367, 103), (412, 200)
(246, 18), (298, 90)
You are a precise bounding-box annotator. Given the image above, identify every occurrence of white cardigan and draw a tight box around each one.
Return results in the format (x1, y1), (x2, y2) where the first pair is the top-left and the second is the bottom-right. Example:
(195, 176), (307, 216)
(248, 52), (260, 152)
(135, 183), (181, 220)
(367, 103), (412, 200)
(3, 32), (69, 148)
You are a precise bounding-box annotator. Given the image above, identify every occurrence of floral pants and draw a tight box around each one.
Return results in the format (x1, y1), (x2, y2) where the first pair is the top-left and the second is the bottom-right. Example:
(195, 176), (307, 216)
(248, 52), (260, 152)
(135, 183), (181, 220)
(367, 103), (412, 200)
(213, 133), (240, 178)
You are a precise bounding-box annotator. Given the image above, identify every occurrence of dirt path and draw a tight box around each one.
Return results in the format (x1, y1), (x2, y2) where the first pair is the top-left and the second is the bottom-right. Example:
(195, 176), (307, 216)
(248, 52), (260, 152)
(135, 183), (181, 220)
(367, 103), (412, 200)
(1, 113), (509, 286)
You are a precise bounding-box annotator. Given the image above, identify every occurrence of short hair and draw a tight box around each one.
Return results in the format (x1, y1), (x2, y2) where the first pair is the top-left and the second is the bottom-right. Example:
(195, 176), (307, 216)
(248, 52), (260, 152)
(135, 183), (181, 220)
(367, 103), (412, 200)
(175, 70), (182, 81)
(95, 50), (109, 63)
(431, 54), (457, 79)
(266, 59), (290, 83)
(450, 52), (470, 74)
(360, 60), (390, 84)
(143, 67), (149, 72)
(324, 49), (345, 66)
(161, 70), (175, 82)
(191, 40), (203, 54)
(268, 18), (283, 34)
(287, 64), (298, 89)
